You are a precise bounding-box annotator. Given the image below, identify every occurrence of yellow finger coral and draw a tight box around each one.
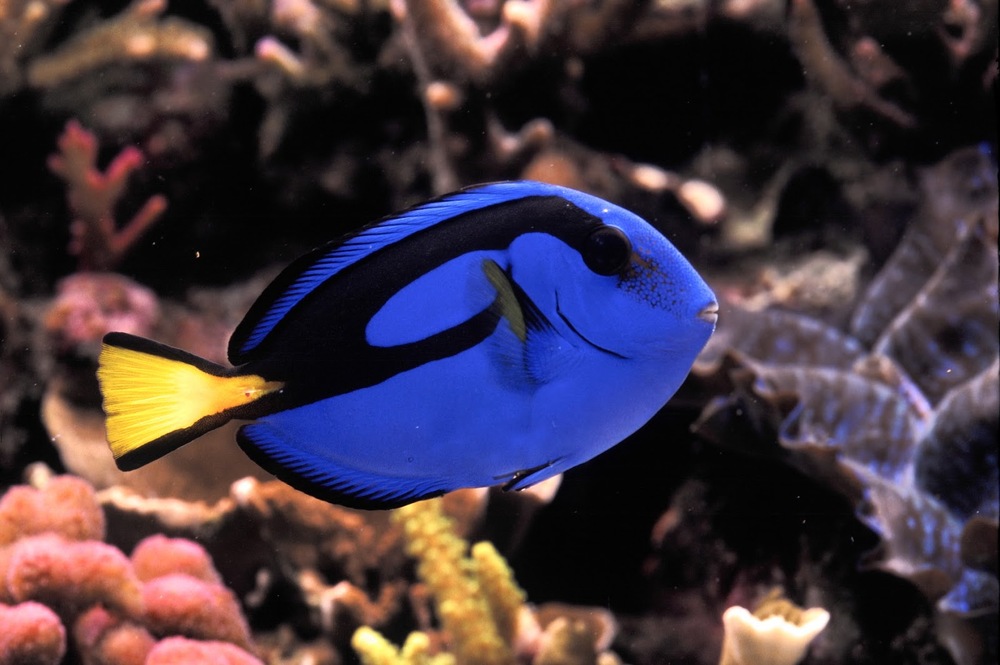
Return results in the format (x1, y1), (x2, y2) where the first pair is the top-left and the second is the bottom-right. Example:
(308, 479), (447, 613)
(353, 498), (525, 665)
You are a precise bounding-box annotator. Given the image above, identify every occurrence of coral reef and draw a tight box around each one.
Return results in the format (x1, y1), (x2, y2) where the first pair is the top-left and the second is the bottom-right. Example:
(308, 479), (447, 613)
(354, 497), (620, 665)
(0, 0), (995, 663)
(691, 146), (998, 664)
(0, 472), (260, 663)
(0, 600), (66, 665)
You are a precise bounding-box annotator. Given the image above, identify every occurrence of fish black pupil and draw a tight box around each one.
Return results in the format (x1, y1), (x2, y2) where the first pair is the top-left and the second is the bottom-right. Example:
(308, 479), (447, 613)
(583, 226), (632, 276)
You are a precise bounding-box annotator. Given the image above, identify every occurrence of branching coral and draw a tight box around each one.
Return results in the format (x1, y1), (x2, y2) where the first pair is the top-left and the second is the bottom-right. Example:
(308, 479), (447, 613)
(0, 473), (105, 545)
(25, 0), (212, 90)
(788, 0), (916, 129)
(47, 120), (167, 271)
(353, 498), (619, 665)
(0, 0), (69, 94)
(391, 498), (517, 665)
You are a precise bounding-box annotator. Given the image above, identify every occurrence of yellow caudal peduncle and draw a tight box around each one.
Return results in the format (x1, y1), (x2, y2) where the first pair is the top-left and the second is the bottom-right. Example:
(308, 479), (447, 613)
(97, 339), (282, 465)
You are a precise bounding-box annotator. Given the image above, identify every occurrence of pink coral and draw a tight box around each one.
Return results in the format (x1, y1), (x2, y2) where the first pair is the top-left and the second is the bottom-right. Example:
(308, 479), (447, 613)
(47, 119), (167, 271)
(0, 474), (105, 546)
(142, 573), (253, 649)
(5, 534), (143, 618)
(131, 534), (221, 584)
(145, 636), (263, 665)
(74, 607), (155, 665)
(44, 273), (160, 350)
(0, 475), (260, 663)
(0, 601), (67, 665)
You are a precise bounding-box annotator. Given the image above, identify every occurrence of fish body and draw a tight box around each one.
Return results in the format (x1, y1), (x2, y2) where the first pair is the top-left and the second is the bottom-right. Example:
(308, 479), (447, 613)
(98, 181), (717, 509)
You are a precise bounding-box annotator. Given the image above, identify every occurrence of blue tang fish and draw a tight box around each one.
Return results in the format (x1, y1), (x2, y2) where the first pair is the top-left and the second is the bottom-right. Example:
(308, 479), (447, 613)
(97, 181), (717, 509)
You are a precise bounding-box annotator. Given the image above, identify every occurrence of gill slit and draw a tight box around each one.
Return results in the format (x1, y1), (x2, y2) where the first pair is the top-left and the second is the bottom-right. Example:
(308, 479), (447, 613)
(554, 294), (629, 360)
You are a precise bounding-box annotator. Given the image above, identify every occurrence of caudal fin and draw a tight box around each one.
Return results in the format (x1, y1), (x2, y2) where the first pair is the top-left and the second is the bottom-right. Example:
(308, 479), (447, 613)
(97, 332), (283, 471)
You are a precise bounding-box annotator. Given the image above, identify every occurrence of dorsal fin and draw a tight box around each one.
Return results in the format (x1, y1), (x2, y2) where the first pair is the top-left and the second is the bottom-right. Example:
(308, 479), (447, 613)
(228, 181), (566, 364)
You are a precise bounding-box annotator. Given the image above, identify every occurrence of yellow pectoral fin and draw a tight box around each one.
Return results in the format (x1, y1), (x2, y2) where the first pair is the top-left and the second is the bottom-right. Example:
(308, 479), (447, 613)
(482, 259), (527, 342)
(98, 335), (282, 468)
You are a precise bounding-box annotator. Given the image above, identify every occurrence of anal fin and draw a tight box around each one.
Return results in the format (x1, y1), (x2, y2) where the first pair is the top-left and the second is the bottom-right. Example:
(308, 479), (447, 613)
(237, 422), (450, 510)
(500, 457), (565, 492)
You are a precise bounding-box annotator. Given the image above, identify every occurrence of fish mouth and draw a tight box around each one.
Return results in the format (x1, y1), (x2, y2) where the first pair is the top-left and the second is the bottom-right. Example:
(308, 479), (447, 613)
(697, 301), (719, 324)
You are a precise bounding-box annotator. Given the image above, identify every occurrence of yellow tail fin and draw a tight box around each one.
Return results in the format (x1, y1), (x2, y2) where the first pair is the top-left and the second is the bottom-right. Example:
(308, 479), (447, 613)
(97, 332), (283, 470)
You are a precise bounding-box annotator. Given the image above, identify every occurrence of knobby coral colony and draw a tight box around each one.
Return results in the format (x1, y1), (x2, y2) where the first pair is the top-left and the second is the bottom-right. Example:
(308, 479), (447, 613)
(692, 147), (999, 660)
(0, 472), (262, 664)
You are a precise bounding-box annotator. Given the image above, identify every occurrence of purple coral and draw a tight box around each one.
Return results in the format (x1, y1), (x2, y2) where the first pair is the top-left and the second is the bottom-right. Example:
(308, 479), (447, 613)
(43, 272), (160, 354)
(692, 147), (999, 659)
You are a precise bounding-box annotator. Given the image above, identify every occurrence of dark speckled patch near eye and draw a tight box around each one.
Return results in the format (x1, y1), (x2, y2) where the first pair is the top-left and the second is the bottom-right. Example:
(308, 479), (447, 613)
(617, 251), (677, 310)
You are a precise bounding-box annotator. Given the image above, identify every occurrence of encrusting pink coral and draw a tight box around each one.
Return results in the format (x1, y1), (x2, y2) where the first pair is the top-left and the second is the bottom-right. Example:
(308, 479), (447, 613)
(131, 534), (222, 584)
(44, 273), (160, 352)
(144, 636), (263, 665)
(74, 606), (156, 665)
(5, 534), (144, 618)
(0, 473), (105, 545)
(141, 573), (253, 650)
(0, 601), (67, 665)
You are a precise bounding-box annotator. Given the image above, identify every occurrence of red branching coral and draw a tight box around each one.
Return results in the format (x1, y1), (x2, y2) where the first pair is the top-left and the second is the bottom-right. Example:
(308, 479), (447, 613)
(131, 534), (221, 584)
(47, 119), (167, 271)
(0, 473), (105, 545)
(145, 636), (263, 665)
(0, 600), (67, 665)
(142, 573), (253, 649)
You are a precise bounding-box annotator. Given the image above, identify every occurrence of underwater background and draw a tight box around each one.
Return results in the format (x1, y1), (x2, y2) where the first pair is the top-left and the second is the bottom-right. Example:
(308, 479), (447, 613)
(0, 0), (996, 664)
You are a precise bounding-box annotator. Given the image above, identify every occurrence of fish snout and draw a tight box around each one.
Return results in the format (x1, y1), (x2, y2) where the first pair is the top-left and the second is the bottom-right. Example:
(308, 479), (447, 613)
(697, 301), (719, 325)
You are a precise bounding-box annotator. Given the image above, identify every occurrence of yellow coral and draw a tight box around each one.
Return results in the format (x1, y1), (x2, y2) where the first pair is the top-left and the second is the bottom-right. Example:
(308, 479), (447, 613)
(353, 498), (528, 665)
(353, 626), (405, 665)
(394, 499), (514, 665)
(471, 541), (525, 644)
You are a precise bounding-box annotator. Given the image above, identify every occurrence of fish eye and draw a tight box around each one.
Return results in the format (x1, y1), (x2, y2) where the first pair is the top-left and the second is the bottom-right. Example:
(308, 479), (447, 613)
(583, 225), (632, 276)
